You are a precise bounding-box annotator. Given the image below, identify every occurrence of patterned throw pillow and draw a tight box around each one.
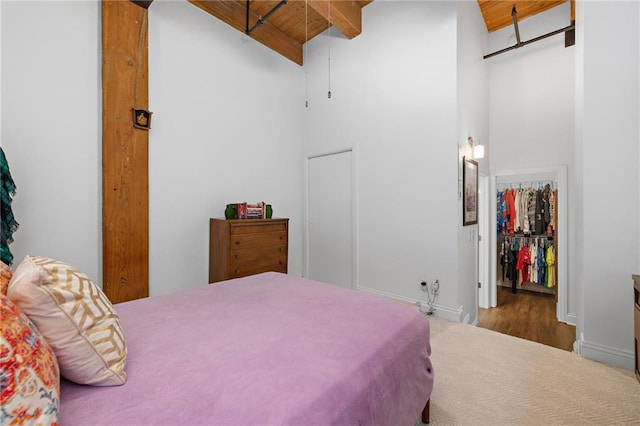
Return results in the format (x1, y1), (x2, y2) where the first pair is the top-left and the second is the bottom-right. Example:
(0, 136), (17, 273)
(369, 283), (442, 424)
(7, 256), (127, 386)
(0, 293), (60, 425)
(0, 260), (12, 295)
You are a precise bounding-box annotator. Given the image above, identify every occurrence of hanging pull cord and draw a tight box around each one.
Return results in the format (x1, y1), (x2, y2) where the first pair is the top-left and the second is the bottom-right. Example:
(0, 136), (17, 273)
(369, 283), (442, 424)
(305, 0), (309, 108)
(327, 0), (331, 99)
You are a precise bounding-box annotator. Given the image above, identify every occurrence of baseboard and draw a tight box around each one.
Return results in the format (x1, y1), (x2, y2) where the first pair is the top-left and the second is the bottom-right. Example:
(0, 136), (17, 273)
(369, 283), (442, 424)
(432, 304), (464, 323)
(565, 312), (577, 326)
(575, 333), (635, 370)
(357, 285), (417, 305)
(357, 285), (463, 322)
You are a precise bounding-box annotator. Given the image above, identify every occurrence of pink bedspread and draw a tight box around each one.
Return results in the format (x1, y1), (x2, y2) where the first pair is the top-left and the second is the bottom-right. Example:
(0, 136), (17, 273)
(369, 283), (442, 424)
(59, 272), (433, 425)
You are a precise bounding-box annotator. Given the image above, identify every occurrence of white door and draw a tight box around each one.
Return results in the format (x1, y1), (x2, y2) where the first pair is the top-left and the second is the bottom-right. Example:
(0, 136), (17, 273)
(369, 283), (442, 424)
(307, 150), (353, 289)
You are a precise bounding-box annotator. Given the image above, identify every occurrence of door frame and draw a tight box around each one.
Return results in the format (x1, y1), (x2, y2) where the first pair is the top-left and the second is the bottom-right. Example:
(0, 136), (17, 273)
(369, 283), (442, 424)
(488, 165), (569, 324)
(478, 173), (490, 309)
(303, 148), (359, 289)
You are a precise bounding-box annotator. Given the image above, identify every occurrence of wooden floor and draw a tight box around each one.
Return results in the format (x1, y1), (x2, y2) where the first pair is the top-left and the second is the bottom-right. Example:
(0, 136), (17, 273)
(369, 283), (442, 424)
(477, 286), (576, 351)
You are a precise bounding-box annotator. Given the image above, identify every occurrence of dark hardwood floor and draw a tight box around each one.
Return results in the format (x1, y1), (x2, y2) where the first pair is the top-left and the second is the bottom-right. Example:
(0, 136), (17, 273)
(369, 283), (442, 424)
(477, 286), (576, 351)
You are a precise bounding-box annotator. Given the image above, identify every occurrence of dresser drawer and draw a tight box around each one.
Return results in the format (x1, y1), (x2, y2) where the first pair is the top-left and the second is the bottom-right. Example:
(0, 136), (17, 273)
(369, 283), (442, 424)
(228, 253), (287, 279)
(231, 231), (287, 249)
(230, 222), (287, 235)
(229, 246), (287, 264)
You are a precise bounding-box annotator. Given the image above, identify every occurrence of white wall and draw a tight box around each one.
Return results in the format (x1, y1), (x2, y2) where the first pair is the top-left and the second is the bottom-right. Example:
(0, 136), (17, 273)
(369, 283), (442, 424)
(148, 1), (304, 295)
(1, 1), (102, 280)
(488, 2), (574, 171)
(1, 1), (304, 295)
(456, 0), (490, 324)
(487, 2), (577, 319)
(303, 1), (461, 317)
(577, 0), (639, 369)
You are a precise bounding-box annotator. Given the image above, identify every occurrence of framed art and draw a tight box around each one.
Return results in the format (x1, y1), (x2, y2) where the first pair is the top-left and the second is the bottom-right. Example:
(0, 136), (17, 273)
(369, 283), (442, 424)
(462, 156), (478, 226)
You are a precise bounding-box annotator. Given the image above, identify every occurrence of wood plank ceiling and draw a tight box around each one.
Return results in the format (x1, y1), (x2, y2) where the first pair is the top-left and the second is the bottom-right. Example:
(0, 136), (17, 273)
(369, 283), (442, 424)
(189, 0), (372, 65)
(478, 0), (573, 33)
(188, 1), (573, 65)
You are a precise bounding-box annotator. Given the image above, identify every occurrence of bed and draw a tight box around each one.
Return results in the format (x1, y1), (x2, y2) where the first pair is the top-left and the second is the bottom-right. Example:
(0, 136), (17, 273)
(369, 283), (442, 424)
(5, 262), (433, 425)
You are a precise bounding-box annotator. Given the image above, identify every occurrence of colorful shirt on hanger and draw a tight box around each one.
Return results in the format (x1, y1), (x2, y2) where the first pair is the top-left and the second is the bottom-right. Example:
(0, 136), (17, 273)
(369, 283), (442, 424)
(546, 246), (555, 288)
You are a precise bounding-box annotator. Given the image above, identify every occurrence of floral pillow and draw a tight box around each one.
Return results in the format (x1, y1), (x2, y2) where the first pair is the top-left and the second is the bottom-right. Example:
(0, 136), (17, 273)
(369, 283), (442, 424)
(0, 260), (12, 295)
(0, 293), (60, 425)
(7, 256), (127, 386)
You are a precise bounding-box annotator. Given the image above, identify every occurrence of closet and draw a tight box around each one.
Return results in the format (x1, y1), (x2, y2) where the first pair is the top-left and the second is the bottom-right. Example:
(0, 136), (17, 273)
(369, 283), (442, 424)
(486, 166), (569, 325)
(496, 182), (558, 297)
(479, 167), (572, 350)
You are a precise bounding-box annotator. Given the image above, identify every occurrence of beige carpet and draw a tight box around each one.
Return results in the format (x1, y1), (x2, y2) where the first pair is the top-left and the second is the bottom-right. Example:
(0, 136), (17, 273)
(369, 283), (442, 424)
(425, 317), (640, 425)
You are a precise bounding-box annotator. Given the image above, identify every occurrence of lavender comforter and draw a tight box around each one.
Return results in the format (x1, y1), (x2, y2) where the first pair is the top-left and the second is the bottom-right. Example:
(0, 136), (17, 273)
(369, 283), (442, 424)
(60, 272), (433, 425)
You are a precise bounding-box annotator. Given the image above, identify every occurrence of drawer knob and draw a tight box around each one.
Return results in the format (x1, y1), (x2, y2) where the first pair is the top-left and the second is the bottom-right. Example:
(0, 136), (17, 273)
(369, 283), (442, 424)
(234, 254), (239, 259)
(235, 241), (240, 245)
(235, 269), (240, 274)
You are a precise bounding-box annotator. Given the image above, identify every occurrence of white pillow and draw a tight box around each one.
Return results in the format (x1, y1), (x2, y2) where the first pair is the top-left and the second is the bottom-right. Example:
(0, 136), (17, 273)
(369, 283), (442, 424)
(7, 256), (127, 386)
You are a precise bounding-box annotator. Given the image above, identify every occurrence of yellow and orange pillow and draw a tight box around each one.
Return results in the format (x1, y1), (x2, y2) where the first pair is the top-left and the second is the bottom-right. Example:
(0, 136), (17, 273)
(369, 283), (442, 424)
(0, 292), (60, 425)
(0, 260), (12, 295)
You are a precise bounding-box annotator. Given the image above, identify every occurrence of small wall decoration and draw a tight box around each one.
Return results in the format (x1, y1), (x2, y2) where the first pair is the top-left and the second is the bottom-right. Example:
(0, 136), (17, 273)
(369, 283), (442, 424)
(132, 108), (152, 130)
(462, 156), (478, 226)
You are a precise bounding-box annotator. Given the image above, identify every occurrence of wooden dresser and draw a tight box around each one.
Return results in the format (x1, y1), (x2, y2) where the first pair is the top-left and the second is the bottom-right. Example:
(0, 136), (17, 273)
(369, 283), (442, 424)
(209, 218), (288, 283)
(634, 274), (640, 382)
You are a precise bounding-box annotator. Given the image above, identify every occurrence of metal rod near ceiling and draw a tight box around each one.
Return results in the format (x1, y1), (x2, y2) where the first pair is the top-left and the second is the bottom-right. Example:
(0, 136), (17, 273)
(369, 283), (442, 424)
(245, 0), (288, 35)
(512, 5), (521, 46)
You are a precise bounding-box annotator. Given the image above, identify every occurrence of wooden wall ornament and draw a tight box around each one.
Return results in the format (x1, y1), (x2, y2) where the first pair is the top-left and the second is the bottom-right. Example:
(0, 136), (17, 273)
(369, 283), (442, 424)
(133, 108), (152, 130)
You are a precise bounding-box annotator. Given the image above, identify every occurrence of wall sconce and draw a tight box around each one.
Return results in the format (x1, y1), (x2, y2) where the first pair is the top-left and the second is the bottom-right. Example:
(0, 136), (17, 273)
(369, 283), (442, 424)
(467, 136), (485, 159)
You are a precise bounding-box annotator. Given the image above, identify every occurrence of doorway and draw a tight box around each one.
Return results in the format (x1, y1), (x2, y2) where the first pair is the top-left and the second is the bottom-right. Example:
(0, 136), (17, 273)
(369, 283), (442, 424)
(478, 165), (575, 350)
(306, 150), (355, 289)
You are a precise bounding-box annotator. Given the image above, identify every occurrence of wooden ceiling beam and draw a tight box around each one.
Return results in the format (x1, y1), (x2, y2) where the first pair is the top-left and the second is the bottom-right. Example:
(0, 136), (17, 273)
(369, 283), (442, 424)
(307, 0), (363, 39)
(189, 0), (303, 65)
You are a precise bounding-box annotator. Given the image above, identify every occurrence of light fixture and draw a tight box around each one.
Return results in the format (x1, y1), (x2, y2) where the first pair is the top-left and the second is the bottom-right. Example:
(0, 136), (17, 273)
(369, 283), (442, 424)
(467, 136), (485, 159)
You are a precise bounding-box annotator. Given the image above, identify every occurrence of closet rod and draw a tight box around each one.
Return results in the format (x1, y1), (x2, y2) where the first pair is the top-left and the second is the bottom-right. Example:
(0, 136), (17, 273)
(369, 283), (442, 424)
(497, 181), (557, 190)
(483, 23), (575, 59)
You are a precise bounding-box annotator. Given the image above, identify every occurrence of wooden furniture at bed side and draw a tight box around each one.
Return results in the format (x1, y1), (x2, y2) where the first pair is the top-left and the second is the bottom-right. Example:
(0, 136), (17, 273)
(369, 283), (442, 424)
(209, 218), (288, 283)
(422, 399), (430, 424)
(633, 274), (640, 383)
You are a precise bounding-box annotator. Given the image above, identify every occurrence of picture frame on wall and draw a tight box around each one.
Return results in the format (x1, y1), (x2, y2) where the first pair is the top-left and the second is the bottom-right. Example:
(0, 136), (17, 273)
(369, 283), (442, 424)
(462, 156), (478, 226)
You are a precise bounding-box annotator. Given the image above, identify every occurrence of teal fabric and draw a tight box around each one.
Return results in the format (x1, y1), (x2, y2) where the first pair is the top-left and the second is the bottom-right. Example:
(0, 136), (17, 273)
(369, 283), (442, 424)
(0, 147), (18, 265)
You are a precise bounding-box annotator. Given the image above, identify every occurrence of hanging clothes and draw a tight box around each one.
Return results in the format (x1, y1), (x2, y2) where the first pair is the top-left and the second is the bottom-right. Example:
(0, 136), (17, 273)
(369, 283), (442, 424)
(549, 188), (557, 235)
(506, 189), (517, 236)
(0, 147), (18, 266)
(537, 243), (546, 286)
(546, 245), (555, 288)
(535, 188), (544, 235)
(516, 244), (531, 285)
(529, 242), (538, 284)
(542, 184), (552, 230)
